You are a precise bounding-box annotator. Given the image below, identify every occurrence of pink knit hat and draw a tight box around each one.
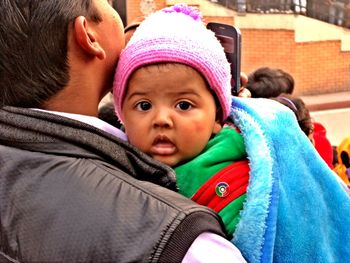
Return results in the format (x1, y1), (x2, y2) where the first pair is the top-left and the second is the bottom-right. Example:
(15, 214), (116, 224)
(113, 3), (232, 123)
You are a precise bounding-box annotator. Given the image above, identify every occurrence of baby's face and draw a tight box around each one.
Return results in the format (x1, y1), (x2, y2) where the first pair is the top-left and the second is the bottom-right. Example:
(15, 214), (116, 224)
(121, 63), (221, 167)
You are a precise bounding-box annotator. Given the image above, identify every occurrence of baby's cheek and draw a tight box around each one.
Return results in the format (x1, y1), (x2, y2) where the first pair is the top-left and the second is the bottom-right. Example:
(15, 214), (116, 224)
(181, 123), (211, 146)
(127, 131), (145, 149)
(193, 121), (213, 134)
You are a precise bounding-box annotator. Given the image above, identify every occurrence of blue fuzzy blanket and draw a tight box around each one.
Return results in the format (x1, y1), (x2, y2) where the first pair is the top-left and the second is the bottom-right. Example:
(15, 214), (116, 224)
(230, 97), (350, 263)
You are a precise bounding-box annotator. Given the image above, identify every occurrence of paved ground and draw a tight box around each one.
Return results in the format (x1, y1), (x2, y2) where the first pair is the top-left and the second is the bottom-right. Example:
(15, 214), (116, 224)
(301, 91), (350, 111)
(301, 91), (350, 146)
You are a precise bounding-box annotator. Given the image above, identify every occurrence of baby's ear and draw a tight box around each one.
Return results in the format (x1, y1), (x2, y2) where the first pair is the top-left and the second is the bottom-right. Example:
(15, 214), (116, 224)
(212, 120), (222, 135)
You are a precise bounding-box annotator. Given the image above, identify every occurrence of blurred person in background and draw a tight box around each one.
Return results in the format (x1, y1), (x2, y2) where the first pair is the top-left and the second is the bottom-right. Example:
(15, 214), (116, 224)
(333, 135), (350, 187)
(245, 67), (294, 98)
(246, 67), (334, 169)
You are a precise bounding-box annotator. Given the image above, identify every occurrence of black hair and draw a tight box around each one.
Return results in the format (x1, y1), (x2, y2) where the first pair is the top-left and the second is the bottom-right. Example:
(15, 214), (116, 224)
(0, 0), (102, 108)
(98, 101), (122, 129)
(273, 94), (314, 137)
(246, 67), (295, 98)
(341, 151), (350, 168)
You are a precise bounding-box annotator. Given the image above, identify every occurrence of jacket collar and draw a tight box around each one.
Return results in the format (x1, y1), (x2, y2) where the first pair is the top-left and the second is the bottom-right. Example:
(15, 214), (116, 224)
(0, 106), (177, 191)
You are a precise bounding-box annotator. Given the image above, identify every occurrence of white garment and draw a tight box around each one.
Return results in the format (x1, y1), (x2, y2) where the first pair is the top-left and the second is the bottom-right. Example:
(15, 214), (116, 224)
(33, 109), (128, 141)
(182, 233), (247, 263)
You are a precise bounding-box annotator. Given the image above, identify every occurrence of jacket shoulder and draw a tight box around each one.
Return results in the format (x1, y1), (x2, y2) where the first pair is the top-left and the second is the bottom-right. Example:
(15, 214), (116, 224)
(0, 145), (225, 263)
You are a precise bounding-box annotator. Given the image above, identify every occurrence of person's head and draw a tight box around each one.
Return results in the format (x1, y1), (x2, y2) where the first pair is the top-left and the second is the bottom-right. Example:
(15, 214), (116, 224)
(121, 63), (221, 166)
(113, 4), (231, 166)
(246, 67), (294, 98)
(0, 0), (124, 115)
(272, 94), (314, 144)
(124, 22), (141, 45)
(124, 17), (144, 45)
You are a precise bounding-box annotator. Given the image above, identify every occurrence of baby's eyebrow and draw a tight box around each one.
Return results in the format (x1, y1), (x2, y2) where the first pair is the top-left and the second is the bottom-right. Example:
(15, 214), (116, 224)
(170, 89), (201, 97)
(125, 90), (148, 99)
(176, 93), (202, 100)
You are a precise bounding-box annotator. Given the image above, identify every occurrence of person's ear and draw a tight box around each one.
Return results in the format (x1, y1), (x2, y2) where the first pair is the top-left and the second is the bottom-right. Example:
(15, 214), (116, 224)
(212, 120), (222, 135)
(74, 16), (106, 60)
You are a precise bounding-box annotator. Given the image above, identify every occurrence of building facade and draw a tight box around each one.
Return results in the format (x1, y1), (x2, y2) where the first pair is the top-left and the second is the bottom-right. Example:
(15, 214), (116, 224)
(116, 0), (350, 95)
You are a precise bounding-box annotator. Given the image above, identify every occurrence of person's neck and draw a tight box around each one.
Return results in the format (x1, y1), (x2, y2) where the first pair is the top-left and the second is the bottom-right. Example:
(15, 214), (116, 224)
(43, 83), (106, 117)
(56, 30), (112, 116)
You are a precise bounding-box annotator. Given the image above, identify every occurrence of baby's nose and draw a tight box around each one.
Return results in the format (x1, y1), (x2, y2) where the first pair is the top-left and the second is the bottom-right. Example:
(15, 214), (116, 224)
(152, 109), (173, 128)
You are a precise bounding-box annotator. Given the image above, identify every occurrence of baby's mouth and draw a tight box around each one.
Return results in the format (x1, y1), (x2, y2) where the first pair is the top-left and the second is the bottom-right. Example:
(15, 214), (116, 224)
(151, 135), (176, 155)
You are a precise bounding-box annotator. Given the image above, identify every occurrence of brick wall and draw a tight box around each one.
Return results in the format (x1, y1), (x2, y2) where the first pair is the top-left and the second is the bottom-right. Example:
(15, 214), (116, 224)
(240, 29), (297, 88)
(296, 41), (350, 95)
(240, 28), (350, 95)
(126, 0), (167, 24)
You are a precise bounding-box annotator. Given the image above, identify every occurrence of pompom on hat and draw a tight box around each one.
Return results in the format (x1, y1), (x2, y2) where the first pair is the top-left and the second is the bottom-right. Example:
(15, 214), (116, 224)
(113, 3), (232, 123)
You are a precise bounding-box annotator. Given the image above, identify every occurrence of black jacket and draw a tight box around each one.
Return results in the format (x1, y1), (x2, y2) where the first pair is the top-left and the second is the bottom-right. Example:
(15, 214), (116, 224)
(0, 106), (225, 263)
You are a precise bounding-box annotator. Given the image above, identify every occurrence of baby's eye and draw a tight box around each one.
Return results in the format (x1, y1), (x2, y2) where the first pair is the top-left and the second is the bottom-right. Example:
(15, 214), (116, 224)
(136, 101), (152, 111)
(176, 101), (192, 111)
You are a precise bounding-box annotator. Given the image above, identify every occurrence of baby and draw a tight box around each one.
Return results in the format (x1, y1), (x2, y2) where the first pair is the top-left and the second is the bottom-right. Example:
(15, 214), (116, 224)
(113, 3), (249, 237)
